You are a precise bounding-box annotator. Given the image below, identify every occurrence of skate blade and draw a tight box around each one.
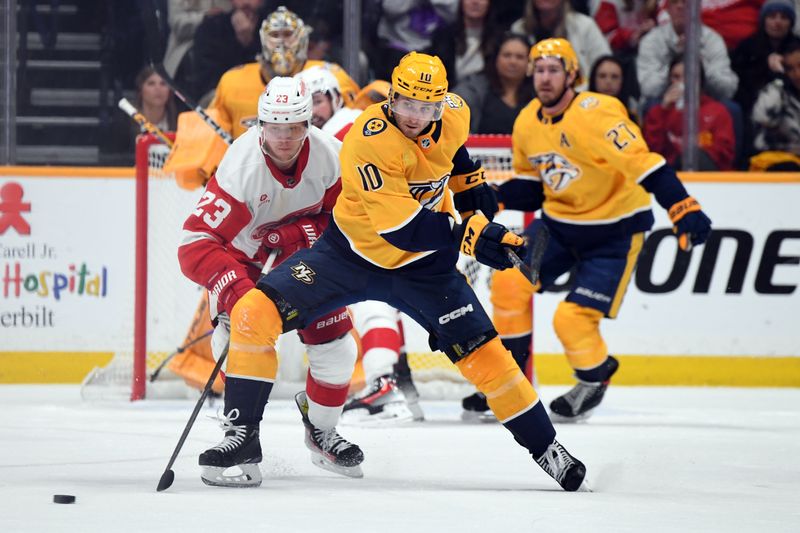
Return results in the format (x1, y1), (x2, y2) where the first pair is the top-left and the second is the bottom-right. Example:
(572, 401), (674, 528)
(549, 408), (595, 424)
(577, 479), (592, 492)
(408, 401), (425, 422)
(200, 464), (262, 488)
(341, 403), (415, 427)
(310, 453), (364, 478)
(460, 410), (497, 423)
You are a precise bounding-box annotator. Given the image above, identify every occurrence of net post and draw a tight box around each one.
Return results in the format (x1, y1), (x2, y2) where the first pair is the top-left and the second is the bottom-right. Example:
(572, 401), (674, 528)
(132, 134), (153, 401)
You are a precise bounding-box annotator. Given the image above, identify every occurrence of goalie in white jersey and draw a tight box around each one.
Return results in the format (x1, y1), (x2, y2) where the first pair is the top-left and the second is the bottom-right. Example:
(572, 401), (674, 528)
(178, 77), (364, 485)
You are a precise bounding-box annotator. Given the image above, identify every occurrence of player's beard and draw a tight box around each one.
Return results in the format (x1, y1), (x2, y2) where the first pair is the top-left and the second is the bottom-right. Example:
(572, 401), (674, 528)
(538, 83), (569, 109)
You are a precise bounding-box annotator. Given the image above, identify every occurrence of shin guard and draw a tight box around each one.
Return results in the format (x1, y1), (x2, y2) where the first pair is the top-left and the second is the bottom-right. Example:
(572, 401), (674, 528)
(553, 301), (607, 371)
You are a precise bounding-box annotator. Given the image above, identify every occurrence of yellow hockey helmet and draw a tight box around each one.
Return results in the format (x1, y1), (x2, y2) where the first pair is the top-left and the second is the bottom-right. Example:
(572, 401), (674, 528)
(389, 52), (448, 121)
(529, 38), (583, 87)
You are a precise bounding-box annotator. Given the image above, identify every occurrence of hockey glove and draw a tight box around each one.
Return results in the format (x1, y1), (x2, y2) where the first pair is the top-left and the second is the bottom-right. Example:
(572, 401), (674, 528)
(668, 197), (712, 251)
(453, 183), (500, 220)
(455, 213), (525, 270)
(263, 217), (320, 257)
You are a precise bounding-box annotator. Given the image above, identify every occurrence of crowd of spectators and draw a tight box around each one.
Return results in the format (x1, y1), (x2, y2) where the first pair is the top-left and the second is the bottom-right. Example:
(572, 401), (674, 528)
(109, 0), (800, 171)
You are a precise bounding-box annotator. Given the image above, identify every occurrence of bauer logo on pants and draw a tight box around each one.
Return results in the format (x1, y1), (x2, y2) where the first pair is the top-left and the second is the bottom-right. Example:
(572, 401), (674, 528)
(290, 262), (316, 284)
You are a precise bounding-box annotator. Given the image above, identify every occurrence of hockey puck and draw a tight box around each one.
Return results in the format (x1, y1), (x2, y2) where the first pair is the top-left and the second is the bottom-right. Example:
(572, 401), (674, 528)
(53, 494), (76, 504)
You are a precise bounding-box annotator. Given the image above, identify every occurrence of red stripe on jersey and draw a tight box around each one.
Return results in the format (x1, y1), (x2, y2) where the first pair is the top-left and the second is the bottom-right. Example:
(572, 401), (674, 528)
(306, 372), (350, 407)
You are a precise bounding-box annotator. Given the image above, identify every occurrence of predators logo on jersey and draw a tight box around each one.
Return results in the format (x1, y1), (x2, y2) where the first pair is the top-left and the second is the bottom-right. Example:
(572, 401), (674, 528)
(408, 174), (449, 210)
(530, 152), (581, 192)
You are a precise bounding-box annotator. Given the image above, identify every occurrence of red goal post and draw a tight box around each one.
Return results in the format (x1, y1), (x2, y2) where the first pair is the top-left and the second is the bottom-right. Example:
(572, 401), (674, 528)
(99, 133), (528, 401)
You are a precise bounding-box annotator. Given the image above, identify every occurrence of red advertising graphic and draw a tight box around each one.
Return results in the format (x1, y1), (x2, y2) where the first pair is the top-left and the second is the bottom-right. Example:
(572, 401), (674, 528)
(0, 182), (32, 236)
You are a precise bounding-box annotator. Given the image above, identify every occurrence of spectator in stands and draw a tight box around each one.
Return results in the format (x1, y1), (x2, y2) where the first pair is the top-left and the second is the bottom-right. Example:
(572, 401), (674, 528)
(510, 0), (611, 89)
(732, 0), (799, 120)
(454, 33), (534, 134)
(369, 0), (459, 81)
(637, 0), (738, 102)
(107, 66), (178, 165)
(192, 0), (267, 100)
(591, 0), (657, 58)
(163, 0), (231, 97)
(429, 0), (503, 87)
(589, 54), (639, 121)
(643, 57), (735, 170)
(750, 40), (800, 171)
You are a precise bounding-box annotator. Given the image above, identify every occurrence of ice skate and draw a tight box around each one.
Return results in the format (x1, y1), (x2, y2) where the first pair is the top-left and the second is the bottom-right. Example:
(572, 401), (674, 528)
(534, 439), (589, 492)
(549, 355), (619, 423)
(460, 392), (497, 423)
(295, 392), (364, 478)
(392, 359), (424, 421)
(199, 409), (262, 488)
(341, 375), (415, 426)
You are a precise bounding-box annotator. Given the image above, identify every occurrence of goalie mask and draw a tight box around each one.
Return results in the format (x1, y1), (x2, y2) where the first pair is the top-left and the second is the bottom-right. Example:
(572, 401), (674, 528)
(257, 76), (312, 164)
(260, 6), (311, 76)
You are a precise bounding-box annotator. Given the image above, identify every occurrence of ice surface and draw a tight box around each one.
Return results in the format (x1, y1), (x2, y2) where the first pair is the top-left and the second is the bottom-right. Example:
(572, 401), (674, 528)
(1, 385), (799, 532)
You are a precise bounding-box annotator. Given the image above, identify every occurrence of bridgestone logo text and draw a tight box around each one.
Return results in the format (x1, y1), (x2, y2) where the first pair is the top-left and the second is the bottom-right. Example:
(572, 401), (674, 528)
(439, 304), (474, 324)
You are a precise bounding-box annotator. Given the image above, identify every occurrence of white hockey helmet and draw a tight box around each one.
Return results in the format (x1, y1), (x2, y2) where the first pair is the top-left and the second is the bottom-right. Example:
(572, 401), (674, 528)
(259, 6), (311, 76)
(258, 76), (312, 124)
(294, 65), (343, 112)
(257, 77), (312, 158)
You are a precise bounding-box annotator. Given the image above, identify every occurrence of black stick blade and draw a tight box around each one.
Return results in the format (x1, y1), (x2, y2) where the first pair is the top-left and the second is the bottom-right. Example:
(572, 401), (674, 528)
(157, 469), (175, 492)
(526, 223), (550, 286)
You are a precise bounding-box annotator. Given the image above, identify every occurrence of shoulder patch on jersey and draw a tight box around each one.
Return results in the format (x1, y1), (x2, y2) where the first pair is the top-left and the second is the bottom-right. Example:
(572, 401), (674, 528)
(443, 94), (464, 109)
(363, 118), (387, 137)
(578, 96), (599, 110)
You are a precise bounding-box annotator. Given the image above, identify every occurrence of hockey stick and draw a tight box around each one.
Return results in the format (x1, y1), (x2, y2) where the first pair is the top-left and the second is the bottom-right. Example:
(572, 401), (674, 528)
(118, 97), (174, 147)
(156, 343), (227, 492)
(505, 223), (550, 286)
(156, 249), (279, 492)
(140, 0), (234, 145)
(149, 329), (214, 383)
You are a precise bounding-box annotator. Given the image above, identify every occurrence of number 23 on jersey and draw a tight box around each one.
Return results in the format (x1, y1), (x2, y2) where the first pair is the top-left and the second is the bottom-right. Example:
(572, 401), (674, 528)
(193, 190), (231, 228)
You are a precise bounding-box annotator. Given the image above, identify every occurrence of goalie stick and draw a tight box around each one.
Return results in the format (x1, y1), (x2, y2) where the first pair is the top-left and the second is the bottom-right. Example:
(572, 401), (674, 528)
(156, 249), (279, 492)
(118, 97), (174, 147)
(140, 0), (234, 145)
(505, 223), (549, 286)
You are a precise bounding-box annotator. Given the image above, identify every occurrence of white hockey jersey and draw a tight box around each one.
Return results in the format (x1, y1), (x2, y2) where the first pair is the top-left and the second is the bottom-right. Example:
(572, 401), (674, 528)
(178, 125), (342, 313)
(322, 107), (362, 140)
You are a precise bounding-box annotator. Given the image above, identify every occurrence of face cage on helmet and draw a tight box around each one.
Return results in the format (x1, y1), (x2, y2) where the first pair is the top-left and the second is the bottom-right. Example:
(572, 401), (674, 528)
(389, 91), (444, 122)
(261, 26), (308, 76)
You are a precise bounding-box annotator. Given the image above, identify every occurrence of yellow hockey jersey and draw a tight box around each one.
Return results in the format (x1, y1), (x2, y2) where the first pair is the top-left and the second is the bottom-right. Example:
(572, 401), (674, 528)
(333, 94), (474, 269)
(209, 60), (360, 139)
(512, 92), (665, 225)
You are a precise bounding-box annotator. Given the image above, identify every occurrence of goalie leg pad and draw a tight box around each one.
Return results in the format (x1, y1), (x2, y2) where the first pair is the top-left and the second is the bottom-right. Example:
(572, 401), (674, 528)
(227, 289), (282, 381)
(553, 301), (607, 371)
(490, 267), (534, 337)
(455, 337), (538, 422)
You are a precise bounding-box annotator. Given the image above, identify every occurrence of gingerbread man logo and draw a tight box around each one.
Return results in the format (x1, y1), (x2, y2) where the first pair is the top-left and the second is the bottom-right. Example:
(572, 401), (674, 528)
(0, 182), (32, 235)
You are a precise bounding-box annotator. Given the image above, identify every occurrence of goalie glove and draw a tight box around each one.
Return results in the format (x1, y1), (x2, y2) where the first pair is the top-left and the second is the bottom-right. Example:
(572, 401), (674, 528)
(668, 197), (712, 251)
(263, 217), (321, 257)
(454, 213), (525, 270)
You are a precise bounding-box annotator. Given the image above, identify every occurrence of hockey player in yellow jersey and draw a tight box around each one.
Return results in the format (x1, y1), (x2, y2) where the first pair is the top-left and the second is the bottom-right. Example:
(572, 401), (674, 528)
(206, 51), (590, 491)
(481, 38), (712, 423)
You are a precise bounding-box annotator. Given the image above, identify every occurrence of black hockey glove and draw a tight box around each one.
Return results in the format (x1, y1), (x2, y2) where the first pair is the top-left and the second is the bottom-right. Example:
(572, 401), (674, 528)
(668, 197), (712, 251)
(455, 213), (525, 270)
(453, 183), (500, 220)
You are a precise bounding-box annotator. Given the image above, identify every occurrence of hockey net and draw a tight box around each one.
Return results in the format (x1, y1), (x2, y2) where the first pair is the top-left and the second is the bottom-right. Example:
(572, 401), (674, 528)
(81, 133), (520, 401)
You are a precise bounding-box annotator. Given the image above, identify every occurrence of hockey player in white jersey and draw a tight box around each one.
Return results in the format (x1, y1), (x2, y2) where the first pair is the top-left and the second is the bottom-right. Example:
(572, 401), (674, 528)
(178, 77), (364, 486)
(294, 65), (425, 425)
